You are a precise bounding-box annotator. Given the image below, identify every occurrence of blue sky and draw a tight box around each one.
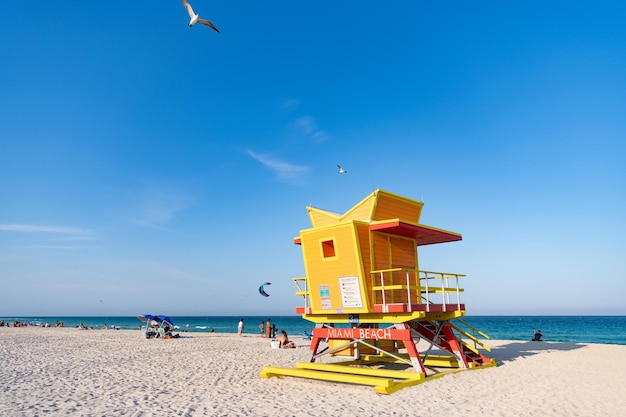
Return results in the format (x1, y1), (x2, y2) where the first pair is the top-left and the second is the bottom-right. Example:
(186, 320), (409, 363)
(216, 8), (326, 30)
(1, 1), (624, 316)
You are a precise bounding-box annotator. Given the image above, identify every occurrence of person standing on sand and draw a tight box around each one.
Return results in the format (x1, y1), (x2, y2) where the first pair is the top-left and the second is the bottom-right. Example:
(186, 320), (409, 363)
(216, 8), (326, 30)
(259, 321), (265, 337)
(238, 318), (244, 336)
(265, 318), (271, 338)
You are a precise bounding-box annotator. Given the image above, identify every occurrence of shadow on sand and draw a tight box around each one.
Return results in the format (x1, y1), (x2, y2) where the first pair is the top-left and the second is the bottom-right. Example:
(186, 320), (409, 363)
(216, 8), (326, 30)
(489, 341), (586, 363)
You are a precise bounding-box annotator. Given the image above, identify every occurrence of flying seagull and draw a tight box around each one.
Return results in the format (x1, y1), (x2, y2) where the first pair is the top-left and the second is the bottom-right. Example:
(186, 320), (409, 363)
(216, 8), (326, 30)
(337, 164), (347, 174)
(181, 0), (220, 32)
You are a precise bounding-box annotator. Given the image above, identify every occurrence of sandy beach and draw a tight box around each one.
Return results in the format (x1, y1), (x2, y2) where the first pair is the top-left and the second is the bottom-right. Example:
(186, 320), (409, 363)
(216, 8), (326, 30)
(1, 327), (625, 416)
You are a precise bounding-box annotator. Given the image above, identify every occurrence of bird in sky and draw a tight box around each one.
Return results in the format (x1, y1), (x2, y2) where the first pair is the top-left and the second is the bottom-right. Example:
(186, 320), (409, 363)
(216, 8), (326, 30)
(337, 164), (347, 174)
(181, 0), (220, 32)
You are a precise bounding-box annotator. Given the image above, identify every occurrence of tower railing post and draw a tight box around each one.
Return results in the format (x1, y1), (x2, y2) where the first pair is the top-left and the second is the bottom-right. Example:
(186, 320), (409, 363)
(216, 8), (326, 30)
(380, 271), (386, 311)
(406, 270), (412, 312)
(441, 274), (446, 312)
(424, 272), (430, 312)
(305, 278), (309, 313)
(455, 274), (461, 310)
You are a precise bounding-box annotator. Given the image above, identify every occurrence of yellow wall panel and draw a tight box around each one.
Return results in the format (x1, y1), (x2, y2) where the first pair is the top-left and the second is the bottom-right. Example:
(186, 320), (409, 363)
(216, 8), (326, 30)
(355, 224), (373, 302)
(372, 233), (390, 272)
(307, 208), (340, 228)
(390, 236), (416, 269)
(340, 195), (375, 222)
(369, 232), (418, 304)
(372, 193), (422, 223)
(300, 222), (369, 314)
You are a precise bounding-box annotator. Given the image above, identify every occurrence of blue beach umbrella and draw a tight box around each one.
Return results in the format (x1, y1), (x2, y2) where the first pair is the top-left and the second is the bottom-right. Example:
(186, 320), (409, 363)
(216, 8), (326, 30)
(156, 315), (174, 326)
(137, 314), (157, 323)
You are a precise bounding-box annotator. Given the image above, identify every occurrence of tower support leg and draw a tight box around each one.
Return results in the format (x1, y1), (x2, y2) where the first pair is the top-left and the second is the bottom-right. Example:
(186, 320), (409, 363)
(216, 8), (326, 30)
(393, 323), (427, 374)
(440, 321), (469, 368)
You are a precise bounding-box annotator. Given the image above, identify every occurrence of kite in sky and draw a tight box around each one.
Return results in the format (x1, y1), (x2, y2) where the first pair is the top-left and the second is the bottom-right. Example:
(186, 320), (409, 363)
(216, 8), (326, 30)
(259, 282), (272, 297)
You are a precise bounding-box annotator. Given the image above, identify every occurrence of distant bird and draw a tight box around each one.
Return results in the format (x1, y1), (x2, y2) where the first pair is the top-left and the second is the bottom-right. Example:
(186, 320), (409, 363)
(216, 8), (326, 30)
(181, 0), (220, 32)
(337, 164), (347, 174)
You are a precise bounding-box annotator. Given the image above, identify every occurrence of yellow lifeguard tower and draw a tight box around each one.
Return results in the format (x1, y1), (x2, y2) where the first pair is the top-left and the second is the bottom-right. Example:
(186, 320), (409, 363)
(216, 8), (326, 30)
(261, 189), (494, 394)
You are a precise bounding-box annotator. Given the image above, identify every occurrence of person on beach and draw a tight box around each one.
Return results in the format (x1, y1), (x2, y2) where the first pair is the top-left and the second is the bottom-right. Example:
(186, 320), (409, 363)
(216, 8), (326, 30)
(238, 318), (244, 336)
(532, 330), (543, 341)
(278, 330), (296, 348)
(265, 318), (271, 338)
(272, 324), (277, 339)
(259, 321), (265, 337)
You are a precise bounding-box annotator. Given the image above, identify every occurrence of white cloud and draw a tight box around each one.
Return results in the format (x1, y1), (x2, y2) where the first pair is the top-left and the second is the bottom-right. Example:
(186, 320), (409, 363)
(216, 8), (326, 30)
(293, 116), (328, 143)
(0, 224), (91, 235)
(25, 245), (82, 250)
(282, 98), (301, 110)
(247, 150), (309, 183)
(129, 188), (195, 228)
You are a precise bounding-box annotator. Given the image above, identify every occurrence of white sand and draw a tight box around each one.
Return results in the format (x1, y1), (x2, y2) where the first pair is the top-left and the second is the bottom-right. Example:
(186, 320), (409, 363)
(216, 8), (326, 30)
(1, 327), (625, 416)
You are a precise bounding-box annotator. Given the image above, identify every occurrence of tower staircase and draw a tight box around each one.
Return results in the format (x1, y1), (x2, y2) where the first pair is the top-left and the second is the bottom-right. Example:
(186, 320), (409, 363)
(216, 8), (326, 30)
(408, 318), (493, 368)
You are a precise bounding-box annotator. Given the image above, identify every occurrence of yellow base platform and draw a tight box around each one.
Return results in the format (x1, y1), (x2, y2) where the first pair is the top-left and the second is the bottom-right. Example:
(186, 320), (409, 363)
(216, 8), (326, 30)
(261, 362), (426, 395)
(260, 358), (496, 394)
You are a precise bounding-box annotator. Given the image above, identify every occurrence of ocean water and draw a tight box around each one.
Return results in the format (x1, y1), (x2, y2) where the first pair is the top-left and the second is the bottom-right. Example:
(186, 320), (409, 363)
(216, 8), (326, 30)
(0, 315), (313, 337)
(461, 315), (626, 345)
(2, 315), (624, 345)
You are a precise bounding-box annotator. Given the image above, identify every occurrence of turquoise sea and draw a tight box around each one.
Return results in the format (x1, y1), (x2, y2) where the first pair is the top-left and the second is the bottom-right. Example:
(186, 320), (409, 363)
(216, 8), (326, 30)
(2, 315), (624, 345)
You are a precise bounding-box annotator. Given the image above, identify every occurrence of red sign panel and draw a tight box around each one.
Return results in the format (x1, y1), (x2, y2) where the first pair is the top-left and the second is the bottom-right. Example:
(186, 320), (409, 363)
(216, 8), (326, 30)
(315, 327), (410, 340)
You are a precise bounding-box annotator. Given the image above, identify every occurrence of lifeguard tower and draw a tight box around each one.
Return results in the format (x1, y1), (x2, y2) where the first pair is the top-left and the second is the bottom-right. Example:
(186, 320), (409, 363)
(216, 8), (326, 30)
(261, 189), (494, 394)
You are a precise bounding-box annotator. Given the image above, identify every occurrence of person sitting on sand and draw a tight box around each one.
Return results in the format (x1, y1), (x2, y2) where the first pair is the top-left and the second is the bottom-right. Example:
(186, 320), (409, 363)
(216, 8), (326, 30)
(532, 330), (543, 341)
(278, 330), (296, 348)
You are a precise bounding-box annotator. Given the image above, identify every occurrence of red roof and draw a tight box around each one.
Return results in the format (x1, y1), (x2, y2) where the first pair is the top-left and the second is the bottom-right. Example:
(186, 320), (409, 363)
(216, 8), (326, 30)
(369, 220), (461, 246)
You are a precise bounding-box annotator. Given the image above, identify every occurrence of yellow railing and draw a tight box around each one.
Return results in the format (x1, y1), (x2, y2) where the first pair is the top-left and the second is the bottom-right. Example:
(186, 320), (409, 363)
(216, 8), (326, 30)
(293, 277), (309, 311)
(370, 268), (419, 311)
(370, 269), (465, 312)
(294, 270), (465, 314)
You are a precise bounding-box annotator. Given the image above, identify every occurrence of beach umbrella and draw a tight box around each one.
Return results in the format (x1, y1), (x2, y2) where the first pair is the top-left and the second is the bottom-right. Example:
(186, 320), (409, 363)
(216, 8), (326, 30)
(137, 314), (157, 323)
(156, 315), (174, 326)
